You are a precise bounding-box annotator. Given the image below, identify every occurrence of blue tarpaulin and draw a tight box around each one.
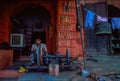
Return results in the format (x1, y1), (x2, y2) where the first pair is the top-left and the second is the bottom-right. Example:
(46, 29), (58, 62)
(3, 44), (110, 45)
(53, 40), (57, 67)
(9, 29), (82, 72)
(85, 10), (95, 28)
(111, 18), (120, 29)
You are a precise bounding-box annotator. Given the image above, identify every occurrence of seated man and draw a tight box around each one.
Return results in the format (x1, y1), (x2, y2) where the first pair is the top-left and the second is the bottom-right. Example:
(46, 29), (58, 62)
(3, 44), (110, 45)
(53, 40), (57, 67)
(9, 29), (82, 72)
(30, 38), (47, 66)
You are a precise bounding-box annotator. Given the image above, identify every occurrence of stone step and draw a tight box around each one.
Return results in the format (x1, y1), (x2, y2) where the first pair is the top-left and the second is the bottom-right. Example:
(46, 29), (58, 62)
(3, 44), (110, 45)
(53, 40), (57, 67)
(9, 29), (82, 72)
(19, 56), (30, 61)
(0, 70), (23, 78)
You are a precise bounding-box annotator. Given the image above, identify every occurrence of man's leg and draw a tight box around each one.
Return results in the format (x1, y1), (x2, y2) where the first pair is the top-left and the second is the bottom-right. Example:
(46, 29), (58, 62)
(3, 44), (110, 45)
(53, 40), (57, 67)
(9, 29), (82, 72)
(54, 64), (59, 76)
(36, 53), (40, 66)
(40, 53), (44, 65)
(49, 64), (54, 76)
(30, 53), (35, 64)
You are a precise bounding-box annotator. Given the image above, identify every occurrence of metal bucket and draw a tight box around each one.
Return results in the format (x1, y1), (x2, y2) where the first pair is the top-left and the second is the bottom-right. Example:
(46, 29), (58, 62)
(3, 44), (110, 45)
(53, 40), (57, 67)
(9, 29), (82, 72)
(95, 22), (112, 36)
(81, 70), (90, 77)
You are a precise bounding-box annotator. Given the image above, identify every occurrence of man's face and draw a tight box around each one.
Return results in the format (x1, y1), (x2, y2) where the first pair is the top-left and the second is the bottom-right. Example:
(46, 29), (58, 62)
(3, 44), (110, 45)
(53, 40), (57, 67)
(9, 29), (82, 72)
(35, 39), (41, 45)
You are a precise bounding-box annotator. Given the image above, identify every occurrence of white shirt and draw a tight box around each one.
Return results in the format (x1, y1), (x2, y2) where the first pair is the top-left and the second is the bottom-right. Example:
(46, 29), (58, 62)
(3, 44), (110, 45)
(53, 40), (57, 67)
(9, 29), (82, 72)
(31, 43), (47, 52)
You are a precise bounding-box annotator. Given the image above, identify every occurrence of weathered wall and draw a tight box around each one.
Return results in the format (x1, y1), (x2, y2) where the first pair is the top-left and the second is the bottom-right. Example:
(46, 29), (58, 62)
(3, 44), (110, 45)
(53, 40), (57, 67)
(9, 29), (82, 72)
(0, 50), (13, 69)
(108, 0), (120, 8)
(56, 0), (84, 59)
(85, 0), (120, 8)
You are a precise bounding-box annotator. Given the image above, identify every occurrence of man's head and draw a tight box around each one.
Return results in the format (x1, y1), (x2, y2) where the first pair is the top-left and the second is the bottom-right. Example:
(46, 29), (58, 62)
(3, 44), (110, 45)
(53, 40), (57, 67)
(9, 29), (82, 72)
(35, 38), (41, 45)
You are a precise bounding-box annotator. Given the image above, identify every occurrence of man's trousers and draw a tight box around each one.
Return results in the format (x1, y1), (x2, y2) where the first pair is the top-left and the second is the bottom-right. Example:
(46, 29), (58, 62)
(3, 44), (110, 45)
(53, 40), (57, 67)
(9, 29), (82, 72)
(30, 52), (40, 66)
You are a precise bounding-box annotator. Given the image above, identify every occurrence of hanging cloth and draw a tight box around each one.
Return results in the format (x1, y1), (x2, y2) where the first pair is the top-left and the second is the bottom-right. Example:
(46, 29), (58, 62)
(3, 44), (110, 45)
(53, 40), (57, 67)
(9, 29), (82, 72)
(111, 18), (120, 29)
(85, 10), (95, 28)
(97, 15), (108, 22)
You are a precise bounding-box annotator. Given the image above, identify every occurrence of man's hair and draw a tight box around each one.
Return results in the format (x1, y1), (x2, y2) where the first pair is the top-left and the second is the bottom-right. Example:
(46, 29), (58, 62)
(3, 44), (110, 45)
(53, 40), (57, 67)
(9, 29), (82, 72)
(35, 37), (42, 41)
(36, 37), (41, 40)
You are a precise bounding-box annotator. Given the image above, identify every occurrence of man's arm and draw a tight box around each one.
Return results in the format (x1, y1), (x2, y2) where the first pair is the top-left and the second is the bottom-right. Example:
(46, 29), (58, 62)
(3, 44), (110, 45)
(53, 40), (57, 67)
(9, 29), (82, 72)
(43, 44), (47, 52)
(31, 44), (37, 53)
(39, 43), (47, 56)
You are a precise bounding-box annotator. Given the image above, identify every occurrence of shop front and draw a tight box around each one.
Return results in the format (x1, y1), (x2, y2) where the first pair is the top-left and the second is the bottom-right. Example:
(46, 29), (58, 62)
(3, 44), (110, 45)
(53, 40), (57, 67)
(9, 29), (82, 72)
(0, 0), (84, 60)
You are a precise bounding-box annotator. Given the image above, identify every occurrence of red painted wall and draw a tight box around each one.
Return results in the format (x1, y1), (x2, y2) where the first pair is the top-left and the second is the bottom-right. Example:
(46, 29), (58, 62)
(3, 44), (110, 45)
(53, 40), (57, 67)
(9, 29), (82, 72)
(0, 50), (13, 69)
(56, 0), (84, 59)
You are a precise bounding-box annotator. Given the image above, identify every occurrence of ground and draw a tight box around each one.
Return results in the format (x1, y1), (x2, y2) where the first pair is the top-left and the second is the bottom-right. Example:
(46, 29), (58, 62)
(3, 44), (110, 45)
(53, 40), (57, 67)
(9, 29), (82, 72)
(0, 55), (120, 81)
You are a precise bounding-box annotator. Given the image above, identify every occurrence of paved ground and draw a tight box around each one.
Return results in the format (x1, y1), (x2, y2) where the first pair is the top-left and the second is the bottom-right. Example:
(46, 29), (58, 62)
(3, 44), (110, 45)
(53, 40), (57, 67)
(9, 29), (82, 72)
(0, 55), (120, 81)
(85, 55), (120, 74)
(18, 72), (74, 81)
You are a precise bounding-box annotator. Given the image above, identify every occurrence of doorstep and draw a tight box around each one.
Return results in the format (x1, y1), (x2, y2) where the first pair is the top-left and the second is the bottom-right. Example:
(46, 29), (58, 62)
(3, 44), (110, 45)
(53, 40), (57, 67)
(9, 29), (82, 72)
(0, 70), (23, 78)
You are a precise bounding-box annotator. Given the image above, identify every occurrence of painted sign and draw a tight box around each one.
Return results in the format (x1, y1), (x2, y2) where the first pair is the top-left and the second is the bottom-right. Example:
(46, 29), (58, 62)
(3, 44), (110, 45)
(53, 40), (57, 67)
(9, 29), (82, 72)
(57, 39), (71, 46)
(57, 24), (74, 31)
(60, 15), (71, 24)
(58, 32), (74, 39)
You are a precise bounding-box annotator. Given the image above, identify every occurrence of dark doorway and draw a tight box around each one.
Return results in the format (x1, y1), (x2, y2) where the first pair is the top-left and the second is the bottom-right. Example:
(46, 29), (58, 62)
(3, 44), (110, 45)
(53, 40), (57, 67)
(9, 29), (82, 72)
(84, 2), (108, 55)
(32, 31), (46, 44)
(11, 5), (51, 58)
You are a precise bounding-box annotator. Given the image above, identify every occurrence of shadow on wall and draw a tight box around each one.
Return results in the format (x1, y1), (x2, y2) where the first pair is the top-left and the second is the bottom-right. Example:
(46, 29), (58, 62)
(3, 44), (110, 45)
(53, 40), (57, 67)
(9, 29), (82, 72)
(108, 5), (120, 17)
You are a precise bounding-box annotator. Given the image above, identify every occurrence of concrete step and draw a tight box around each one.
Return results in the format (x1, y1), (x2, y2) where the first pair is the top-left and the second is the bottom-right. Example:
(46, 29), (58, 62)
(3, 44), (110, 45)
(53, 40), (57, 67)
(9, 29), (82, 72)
(0, 70), (23, 78)
(19, 56), (30, 61)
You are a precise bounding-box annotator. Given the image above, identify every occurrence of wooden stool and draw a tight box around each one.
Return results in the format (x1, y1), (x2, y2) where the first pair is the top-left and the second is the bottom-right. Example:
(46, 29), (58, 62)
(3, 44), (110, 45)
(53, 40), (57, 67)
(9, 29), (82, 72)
(49, 64), (59, 76)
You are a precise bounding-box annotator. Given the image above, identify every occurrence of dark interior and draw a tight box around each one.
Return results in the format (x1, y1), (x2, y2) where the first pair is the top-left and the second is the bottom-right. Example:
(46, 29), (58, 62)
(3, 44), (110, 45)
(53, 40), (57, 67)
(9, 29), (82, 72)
(11, 5), (50, 57)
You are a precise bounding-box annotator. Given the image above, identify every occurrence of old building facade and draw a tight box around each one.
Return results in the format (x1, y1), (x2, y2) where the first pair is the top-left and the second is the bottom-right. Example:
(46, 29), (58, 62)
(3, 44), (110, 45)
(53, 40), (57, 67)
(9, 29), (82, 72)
(0, 0), (119, 59)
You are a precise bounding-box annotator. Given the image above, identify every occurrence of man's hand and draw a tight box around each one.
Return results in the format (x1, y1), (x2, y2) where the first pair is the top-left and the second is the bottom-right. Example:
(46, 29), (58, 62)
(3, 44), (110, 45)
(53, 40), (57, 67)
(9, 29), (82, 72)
(40, 49), (44, 57)
(31, 49), (37, 53)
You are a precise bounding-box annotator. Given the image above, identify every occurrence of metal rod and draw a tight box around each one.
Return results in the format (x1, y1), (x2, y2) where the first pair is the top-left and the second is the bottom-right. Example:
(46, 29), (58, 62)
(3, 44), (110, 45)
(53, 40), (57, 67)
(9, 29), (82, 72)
(75, 0), (81, 29)
(75, 0), (86, 69)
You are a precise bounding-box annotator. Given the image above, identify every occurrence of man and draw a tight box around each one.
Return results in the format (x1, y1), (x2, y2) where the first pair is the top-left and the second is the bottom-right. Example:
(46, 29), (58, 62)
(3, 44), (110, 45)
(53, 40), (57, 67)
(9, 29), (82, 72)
(30, 38), (47, 66)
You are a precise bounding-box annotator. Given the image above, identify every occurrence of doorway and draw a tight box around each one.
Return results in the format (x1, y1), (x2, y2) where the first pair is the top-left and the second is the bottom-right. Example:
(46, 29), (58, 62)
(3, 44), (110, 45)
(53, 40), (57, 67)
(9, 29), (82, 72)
(11, 5), (51, 57)
(32, 32), (46, 44)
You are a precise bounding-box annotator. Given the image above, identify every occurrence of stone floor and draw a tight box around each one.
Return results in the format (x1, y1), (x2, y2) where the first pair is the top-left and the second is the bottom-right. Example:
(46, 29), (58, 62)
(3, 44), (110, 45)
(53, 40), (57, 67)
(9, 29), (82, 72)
(85, 55), (120, 74)
(0, 55), (120, 81)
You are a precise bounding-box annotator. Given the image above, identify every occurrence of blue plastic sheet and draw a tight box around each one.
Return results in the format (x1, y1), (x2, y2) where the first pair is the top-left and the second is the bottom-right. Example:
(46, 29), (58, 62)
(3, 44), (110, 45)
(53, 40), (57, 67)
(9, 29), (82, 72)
(85, 10), (95, 28)
(111, 18), (120, 29)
